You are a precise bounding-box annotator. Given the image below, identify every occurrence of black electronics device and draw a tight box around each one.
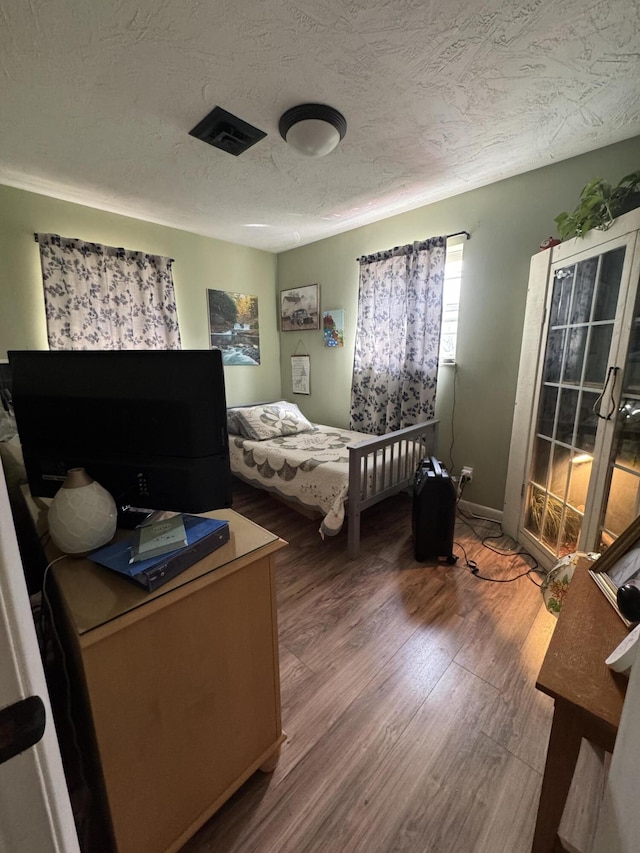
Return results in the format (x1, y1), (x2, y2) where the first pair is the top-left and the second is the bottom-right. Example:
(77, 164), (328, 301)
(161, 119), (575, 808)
(412, 456), (457, 564)
(8, 349), (232, 523)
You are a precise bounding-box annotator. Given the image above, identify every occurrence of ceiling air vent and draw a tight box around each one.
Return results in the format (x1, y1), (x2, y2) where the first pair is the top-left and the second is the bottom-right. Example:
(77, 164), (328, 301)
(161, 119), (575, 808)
(189, 106), (267, 156)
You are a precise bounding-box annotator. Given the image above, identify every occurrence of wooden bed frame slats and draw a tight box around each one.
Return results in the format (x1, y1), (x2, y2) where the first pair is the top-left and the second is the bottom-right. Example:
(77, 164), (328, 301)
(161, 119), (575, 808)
(347, 419), (439, 559)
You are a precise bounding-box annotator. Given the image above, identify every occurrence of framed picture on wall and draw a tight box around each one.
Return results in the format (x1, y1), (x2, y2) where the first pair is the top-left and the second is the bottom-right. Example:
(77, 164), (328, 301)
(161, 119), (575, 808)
(323, 309), (344, 347)
(207, 289), (260, 365)
(291, 355), (311, 394)
(280, 284), (320, 331)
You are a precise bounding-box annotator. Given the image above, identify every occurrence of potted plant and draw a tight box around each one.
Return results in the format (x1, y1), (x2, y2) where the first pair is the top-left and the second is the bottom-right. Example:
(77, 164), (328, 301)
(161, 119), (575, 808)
(555, 170), (640, 240)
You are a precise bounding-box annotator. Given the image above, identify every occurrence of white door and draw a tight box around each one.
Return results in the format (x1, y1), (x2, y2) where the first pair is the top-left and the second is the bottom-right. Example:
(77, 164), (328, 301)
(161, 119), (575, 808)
(504, 209), (640, 567)
(520, 233), (634, 559)
(0, 471), (79, 852)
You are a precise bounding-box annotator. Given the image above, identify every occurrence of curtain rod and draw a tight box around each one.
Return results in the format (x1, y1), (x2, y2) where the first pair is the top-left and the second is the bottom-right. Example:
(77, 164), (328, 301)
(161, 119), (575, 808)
(356, 231), (471, 262)
(36, 229), (471, 246)
(34, 234), (174, 262)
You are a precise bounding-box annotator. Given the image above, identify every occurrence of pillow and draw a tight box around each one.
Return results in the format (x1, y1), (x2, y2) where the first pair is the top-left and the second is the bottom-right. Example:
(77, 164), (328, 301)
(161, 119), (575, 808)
(235, 401), (313, 441)
(227, 402), (278, 435)
(226, 408), (244, 436)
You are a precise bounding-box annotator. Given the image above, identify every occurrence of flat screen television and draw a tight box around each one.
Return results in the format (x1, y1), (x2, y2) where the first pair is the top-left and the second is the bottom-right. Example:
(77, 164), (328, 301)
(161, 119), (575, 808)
(8, 349), (232, 524)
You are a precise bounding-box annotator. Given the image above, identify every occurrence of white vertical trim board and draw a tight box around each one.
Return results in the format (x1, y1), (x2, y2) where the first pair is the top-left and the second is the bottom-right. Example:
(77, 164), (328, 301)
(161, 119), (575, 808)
(0, 472), (79, 853)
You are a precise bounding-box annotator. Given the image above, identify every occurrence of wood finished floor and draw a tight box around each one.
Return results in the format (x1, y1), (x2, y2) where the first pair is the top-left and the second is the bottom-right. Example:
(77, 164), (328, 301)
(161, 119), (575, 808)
(182, 481), (559, 853)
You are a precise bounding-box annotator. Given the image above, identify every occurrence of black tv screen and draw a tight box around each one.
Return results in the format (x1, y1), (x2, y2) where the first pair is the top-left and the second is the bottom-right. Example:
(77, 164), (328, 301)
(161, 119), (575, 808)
(8, 349), (232, 518)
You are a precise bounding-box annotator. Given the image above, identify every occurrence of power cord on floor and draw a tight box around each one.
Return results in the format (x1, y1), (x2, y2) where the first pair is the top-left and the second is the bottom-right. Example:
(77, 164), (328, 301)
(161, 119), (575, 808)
(455, 538), (544, 586)
(453, 496), (546, 587)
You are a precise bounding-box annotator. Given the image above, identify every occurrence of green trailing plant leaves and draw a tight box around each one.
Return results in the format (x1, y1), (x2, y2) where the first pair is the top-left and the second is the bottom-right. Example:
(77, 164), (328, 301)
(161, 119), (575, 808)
(620, 172), (640, 186)
(555, 170), (640, 241)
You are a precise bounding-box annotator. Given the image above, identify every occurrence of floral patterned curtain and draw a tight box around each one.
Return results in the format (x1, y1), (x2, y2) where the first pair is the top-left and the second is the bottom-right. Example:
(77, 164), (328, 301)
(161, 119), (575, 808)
(36, 234), (181, 350)
(350, 236), (446, 434)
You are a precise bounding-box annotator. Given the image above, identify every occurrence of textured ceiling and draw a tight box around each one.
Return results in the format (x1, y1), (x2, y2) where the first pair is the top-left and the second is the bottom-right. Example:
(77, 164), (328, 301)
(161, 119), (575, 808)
(0, 0), (639, 252)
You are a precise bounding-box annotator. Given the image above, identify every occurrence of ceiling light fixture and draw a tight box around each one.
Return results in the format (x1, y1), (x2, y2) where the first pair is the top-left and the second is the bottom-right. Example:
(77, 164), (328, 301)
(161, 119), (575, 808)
(279, 104), (347, 158)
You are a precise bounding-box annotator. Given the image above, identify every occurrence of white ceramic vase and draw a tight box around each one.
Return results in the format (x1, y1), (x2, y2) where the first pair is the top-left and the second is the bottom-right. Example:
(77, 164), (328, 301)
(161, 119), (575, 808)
(48, 467), (117, 555)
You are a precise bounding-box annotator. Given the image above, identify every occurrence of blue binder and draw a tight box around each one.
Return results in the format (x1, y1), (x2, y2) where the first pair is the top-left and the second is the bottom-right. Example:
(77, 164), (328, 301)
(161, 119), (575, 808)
(89, 514), (230, 591)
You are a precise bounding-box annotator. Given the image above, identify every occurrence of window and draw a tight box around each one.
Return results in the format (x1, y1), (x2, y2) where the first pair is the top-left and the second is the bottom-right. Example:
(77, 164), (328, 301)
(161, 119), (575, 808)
(439, 239), (464, 364)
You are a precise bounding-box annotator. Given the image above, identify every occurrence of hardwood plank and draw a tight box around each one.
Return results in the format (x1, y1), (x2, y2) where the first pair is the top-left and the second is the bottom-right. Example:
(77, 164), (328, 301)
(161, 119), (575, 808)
(178, 482), (557, 853)
(318, 662), (500, 853)
(190, 607), (469, 853)
(559, 740), (608, 853)
(471, 741), (544, 853)
(281, 556), (448, 671)
(277, 549), (418, 665)
(482, 603), (557, 773)
(453, 560), (546, 691)
(273, 572), (457, 780)
(365, 733), (542, 853)
(277, 644), (315, 722)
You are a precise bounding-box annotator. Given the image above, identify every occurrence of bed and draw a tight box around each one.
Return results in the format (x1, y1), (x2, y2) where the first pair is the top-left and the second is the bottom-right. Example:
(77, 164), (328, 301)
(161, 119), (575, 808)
(227, 402), (439, 558)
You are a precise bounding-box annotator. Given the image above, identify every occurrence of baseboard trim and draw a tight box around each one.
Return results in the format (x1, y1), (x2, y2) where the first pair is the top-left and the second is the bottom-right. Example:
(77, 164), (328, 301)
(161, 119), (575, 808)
(458, 500), (503, 524)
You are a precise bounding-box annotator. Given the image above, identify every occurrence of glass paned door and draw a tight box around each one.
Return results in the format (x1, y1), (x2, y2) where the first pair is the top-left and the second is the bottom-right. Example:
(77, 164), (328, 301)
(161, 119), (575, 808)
(598, 280), (640, 549)
(524, 247), (625, 558)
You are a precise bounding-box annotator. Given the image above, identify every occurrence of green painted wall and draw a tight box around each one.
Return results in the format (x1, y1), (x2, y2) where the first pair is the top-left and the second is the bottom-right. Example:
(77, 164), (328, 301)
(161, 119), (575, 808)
(2, 138), (639, 511)
(277, 136), (640, 511)
(0, 184), (280, 406)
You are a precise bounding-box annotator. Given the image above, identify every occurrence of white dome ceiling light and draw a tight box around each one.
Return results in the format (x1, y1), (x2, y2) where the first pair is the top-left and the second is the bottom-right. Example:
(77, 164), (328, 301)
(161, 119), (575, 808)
(279, 104), (347, 158)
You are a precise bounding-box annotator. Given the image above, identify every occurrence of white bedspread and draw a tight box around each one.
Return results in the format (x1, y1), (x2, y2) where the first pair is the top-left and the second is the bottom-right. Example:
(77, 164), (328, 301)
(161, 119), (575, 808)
(228, 424), (365, 537)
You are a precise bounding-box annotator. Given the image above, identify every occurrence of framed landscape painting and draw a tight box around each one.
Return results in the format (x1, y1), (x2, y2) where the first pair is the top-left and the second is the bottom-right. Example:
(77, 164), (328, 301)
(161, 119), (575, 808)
(280, 284), (320, 331)
(207, 289), (260, 365)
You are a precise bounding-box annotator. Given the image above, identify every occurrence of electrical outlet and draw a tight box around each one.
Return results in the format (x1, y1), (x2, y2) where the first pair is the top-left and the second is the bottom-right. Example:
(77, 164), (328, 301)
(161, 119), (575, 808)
(461, 466), (474, 482)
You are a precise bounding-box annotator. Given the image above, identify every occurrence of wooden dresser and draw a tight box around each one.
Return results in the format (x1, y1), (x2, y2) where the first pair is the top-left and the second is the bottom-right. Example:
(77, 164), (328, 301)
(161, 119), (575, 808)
(48, 509), (286, 853)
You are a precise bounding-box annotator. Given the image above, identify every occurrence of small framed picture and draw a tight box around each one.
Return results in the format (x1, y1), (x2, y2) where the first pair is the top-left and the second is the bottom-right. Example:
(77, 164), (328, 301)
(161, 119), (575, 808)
(291, 355), (310, 395)
(589, 516), (640, 626)
(323, 309), (344, 347)
(280, 284), (320, 331)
